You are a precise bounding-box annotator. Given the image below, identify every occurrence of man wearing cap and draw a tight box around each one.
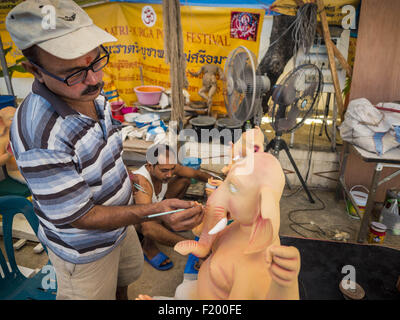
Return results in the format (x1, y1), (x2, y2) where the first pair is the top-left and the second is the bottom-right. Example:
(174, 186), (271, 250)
(6, 0), (203, 300)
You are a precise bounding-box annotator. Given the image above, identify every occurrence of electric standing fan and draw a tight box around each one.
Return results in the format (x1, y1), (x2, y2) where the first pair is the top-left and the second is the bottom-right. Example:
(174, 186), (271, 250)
(266, 63), (323, 203)
(223, 46), (270, 126)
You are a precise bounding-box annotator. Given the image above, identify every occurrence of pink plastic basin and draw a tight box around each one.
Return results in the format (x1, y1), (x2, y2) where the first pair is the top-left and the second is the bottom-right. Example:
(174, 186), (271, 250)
(134, 85), (164, 106)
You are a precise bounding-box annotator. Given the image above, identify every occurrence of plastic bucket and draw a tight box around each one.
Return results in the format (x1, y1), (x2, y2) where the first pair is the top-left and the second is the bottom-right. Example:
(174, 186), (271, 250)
(112, 114), (124, 122)
(189, 116), (216, 142)
(346, 185), (368, 219)
(216, 118), (243, 145)
(110, 101), (124, 116)
(368, 222), (387, 244)
(0, 95), (16, 109)
(134, 85), (164, 106)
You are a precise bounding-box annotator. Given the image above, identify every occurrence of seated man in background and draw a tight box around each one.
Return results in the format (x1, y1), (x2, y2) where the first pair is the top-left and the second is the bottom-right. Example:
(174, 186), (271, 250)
(132, 144), (211, 270)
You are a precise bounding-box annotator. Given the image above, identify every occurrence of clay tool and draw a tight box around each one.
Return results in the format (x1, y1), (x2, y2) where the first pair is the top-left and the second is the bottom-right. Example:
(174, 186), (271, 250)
(146, 202), (203, 219)
(146, 208), (185, 219)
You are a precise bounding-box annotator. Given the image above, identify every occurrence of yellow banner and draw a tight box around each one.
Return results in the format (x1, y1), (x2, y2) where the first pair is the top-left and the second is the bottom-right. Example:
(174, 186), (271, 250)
(0, 2), (265, 114)
(0, 1), (26, 77)
(86, 3), (265, 114)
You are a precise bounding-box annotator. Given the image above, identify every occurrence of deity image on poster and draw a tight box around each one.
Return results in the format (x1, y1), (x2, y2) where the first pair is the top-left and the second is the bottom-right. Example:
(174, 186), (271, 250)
(230, 11), (260, 41)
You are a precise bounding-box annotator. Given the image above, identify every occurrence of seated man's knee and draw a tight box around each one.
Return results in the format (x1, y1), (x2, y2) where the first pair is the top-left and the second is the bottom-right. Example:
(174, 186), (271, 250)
(140, 221), (160, 239)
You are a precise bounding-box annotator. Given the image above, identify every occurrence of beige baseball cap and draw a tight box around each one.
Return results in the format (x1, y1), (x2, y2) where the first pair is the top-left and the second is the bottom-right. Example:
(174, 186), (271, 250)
(6, 0), (117, 60)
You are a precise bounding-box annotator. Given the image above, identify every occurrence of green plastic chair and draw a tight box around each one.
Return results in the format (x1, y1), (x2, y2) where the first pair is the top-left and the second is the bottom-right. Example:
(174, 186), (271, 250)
(0, 166), (31, 198)
(0, 195), (57, 300)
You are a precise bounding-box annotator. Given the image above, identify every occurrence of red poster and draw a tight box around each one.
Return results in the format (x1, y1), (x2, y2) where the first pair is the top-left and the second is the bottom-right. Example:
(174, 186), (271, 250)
(230, 11), (260, 41)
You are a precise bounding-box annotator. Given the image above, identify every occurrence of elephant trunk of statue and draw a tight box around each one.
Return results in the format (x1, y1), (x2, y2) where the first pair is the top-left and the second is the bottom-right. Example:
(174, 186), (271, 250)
(174, 197), (228, 258)
(175, 152), (285, 258)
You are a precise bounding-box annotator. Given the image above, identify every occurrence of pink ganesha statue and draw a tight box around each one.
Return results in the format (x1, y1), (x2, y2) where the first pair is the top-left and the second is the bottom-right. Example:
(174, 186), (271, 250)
(138, 151), (301, 300)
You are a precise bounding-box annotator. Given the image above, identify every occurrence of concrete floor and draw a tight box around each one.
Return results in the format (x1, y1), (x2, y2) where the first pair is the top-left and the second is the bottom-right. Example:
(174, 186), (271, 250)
(2, 187), (400, 299)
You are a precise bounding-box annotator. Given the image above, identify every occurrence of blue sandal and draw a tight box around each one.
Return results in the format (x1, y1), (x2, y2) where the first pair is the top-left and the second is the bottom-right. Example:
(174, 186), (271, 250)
(144, 251), (173, 271)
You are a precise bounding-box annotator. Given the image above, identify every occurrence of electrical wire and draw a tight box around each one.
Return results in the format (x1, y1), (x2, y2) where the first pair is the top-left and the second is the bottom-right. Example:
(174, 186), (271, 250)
(287, 188), (327, 239)
(267, 16), (298, 49)
(281, 98), (323, 239)
(300, 28), (343, 148)
(319, 90), (344, 147)
(286, 187), (358, 240)
(292, 3), (318, 56)
(267, 3), (317, 50)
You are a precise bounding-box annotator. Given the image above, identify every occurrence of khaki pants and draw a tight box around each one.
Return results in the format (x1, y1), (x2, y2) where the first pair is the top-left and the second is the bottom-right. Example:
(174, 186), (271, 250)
(47, 226), (144, 300)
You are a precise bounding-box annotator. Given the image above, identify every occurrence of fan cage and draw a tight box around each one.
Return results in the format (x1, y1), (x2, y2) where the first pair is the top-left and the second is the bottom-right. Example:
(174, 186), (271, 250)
(270, 63), (322, 134)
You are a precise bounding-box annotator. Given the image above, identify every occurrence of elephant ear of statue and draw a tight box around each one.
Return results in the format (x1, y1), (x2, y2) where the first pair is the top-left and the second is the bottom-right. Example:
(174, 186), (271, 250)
(242, 153), (284, 255)
(244, 185), (281, 255)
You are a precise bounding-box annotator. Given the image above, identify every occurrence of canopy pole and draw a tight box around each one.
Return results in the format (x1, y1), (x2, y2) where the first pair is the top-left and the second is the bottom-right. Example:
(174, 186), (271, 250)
(0, 34), (15, 96)
(163, 0), (188, 155)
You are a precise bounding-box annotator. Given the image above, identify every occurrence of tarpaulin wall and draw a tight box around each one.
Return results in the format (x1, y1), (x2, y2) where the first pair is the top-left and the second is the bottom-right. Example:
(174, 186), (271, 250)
(86, 2), (265, 114)
(0, 1), (266, 115)
(0, 0), (359, 113)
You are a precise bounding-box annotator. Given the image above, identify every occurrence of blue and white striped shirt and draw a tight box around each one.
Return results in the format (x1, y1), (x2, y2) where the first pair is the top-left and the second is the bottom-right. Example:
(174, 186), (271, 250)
(10, 80), (133, 264)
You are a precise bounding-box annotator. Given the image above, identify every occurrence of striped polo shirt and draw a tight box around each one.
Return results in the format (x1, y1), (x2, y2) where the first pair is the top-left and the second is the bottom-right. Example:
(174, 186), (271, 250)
(10, 79), (133, 264)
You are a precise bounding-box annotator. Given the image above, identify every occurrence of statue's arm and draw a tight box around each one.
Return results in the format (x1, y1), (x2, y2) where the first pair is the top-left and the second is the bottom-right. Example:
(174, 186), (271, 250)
(265, 245), (300, 300)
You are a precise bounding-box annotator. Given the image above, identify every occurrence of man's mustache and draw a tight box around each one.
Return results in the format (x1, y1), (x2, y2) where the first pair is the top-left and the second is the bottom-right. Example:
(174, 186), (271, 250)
(81, 81), (104, 96)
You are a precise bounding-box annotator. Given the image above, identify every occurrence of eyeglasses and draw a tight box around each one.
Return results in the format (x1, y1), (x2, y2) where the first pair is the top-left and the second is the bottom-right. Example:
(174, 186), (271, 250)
(29, 45), (110, 86)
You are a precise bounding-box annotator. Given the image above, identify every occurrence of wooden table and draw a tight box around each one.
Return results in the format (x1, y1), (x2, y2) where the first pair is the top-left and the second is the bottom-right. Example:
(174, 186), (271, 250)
(185, 181), (206, 201)
(336, 142), (400, 242)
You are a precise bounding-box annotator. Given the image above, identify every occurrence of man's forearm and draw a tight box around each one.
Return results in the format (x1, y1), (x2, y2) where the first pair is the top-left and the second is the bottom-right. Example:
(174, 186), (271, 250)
(71, 202), (162, 231)
(196, 171), (212, 182)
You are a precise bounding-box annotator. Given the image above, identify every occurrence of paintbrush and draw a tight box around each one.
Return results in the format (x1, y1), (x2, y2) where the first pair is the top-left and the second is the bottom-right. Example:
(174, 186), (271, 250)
(146, 208), (185, 219)
(145, 201), (203, 219)
(133, 183), (149, 194)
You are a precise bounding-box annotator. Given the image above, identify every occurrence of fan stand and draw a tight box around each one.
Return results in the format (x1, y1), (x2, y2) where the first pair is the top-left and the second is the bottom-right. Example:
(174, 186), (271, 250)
(265, 132), (315, 204)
